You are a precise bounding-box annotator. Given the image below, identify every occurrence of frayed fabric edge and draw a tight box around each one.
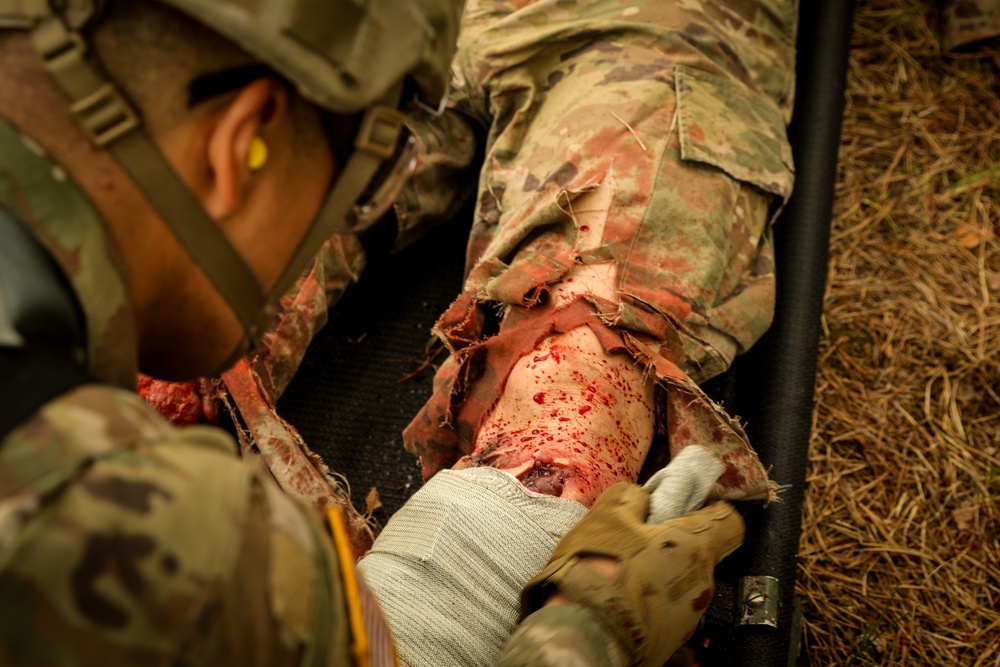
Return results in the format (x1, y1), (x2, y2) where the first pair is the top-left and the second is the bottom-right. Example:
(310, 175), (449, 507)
(403, 293), (775, 503)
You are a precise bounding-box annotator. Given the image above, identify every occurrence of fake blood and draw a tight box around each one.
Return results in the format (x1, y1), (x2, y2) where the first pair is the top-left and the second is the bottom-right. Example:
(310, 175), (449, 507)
(137, 375), (220, 426)
(463, 329), (654, 507)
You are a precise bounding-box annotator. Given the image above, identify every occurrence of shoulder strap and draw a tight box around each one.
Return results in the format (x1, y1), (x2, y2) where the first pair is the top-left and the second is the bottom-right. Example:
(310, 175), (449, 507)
(0, 345), (93, 440)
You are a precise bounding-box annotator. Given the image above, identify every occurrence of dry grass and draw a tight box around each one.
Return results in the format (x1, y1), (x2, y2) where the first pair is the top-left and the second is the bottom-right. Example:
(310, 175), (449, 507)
(800, 1), (1000, 664)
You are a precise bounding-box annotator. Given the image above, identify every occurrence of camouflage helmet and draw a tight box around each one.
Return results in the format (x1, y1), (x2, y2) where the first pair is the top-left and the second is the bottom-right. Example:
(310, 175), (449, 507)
(156, 0), (460, 114)
(0, 0), (462, 373)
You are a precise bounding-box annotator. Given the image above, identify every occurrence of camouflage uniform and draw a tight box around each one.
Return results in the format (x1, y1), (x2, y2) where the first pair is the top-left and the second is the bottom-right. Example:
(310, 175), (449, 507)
(496, 605), (625, 667)
(402, 0), (798, 503)
(940, 0), (1000, 51)
(0, 123), (390, 666)
(2, 0), (798, 664)
(0, 123), (628, 667)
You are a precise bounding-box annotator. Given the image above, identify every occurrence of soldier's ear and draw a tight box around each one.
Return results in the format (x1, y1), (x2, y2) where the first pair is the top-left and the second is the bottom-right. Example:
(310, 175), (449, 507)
(202, 76), (289, 219)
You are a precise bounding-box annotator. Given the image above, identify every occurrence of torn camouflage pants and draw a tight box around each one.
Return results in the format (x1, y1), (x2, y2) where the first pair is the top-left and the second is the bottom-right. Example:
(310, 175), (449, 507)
(401, 0), (799, 502)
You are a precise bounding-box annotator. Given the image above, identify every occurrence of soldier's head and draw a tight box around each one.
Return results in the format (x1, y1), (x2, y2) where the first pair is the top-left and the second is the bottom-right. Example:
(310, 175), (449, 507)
(0, 0), (459, 379)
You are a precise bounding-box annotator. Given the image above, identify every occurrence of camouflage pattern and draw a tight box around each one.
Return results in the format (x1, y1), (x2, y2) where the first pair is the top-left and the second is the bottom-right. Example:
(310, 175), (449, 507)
(222, 356), (377, 555)
(0, 125), (392, 666)
(519, 489), (743, 667)
(393, 109), (481, 251)
(216, 231), (374, 553)
(134, 245), (378, 551)
(0, 118), (646, 667)
(0, 123), (138, 390)
(0, 384), (364, 666)
(940, 0), (1000, 51)
(2, 0), (802, 661)
(402, 0), (798, 503)
(496, 605), (625, 667)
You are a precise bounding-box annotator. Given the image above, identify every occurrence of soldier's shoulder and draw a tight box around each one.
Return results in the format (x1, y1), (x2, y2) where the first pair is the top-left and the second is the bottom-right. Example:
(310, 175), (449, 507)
(0, 384), (265, 663)
(2, 383), (244, 491)
(2, 383), (257, 554)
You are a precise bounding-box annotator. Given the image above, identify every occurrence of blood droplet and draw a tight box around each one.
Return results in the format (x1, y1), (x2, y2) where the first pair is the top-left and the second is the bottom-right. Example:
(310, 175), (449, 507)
(533, 392), (546, 404)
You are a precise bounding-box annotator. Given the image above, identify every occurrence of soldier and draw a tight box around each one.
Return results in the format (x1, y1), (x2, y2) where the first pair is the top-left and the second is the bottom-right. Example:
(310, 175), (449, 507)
(0, 1), (744, 666)
(359, 2), (798, 662)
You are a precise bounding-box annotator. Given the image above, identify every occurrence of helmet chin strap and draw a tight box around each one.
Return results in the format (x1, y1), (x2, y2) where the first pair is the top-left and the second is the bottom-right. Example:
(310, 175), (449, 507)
(22, 11), (405, 373)
(258, 88), (406, 323)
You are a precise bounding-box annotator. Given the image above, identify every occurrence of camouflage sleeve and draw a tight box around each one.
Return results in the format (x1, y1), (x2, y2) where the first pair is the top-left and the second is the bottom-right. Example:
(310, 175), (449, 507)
(392, 108), (481, 250)
(174, 474), (357, 667)
(0, 386), (370, 667)
(495, 604), (626, 667)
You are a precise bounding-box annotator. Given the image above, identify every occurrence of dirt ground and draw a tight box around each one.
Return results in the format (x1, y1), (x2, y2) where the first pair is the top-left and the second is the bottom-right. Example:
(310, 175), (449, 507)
(799, 0), (1000, 664)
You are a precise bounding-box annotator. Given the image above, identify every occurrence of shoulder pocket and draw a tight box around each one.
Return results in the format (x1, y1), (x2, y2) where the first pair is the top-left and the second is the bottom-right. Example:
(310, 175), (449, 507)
(675, 65), (794, 201)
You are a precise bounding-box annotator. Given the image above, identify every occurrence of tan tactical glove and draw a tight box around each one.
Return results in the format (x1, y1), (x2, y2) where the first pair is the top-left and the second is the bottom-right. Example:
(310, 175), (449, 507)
(521, 484), (745, 667)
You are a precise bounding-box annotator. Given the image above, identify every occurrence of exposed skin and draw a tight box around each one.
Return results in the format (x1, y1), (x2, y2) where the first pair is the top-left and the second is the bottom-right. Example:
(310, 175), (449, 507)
(467, 183), (657, 507)
(0, 34), (335, 381)
(4, 31), (653, 514)
(140, 77), (336, 379)
(1, 23), (635, 626)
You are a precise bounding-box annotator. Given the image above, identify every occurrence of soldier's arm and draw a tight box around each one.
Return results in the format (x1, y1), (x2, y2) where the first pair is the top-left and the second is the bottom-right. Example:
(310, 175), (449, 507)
(496, 603), (627, 667)
(174, 474), (361, 667)
(494, 485), (746, 667)
(0, 387), (372, 667)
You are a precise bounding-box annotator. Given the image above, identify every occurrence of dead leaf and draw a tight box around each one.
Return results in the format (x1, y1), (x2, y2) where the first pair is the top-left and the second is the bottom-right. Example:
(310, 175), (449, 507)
(956, 225), (982, 249)
(364, 487), (383, 516)
(952, 504), (976, 530)
(932, 194), (952, 210)
(955, 383), (976, 403)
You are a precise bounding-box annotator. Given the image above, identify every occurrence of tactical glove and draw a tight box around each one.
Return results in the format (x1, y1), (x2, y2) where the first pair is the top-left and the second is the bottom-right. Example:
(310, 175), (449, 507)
(521, 484), (744, 667)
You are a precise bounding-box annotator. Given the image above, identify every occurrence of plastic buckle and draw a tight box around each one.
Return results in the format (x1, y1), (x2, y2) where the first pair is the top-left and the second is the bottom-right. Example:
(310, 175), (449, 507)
(354, 105), (407, 160)
(69, 83), (139, 146)
(0, 0), (56, 29)
(33, 17), (139, 147)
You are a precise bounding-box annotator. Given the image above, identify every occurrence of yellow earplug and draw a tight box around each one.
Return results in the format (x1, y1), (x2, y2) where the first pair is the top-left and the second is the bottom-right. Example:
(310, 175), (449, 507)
(247, 136), (268, 171)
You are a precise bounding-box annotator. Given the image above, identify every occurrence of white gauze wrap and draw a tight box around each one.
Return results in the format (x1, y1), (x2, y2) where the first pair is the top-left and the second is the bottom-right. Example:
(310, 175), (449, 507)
(643, 445), (725, 524)
(357, 467), (587, 667)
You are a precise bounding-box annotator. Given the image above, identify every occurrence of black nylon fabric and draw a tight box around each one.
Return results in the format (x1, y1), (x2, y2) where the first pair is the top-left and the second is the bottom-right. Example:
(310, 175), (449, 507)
(699, 1), (856, 664)
(278, 213), (468, 520)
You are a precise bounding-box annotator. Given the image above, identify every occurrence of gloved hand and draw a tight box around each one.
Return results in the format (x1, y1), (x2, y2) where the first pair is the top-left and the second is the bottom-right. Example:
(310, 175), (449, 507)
(521, 484), (744, 667)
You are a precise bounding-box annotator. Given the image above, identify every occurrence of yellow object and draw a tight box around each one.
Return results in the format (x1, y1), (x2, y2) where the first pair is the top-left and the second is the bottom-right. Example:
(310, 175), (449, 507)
(247, 137), (268, 171)
(327, 507), (372, 667)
